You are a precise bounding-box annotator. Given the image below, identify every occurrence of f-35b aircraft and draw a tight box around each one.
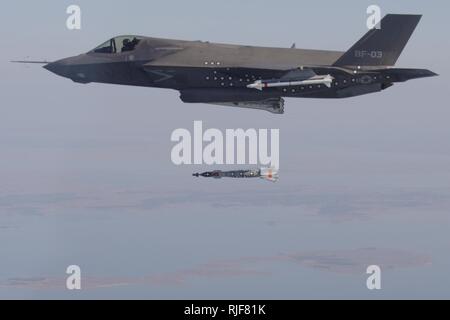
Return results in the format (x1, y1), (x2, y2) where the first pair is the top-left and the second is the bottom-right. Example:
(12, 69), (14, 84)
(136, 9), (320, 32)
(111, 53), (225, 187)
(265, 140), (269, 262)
(16, 14), (436, 114)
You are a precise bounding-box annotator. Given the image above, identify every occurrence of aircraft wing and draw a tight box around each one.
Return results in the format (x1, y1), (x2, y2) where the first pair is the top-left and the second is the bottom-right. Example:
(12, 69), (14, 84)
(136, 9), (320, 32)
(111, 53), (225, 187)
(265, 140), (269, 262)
(143, 64), (345, 114)
(142, 62), (321, 80)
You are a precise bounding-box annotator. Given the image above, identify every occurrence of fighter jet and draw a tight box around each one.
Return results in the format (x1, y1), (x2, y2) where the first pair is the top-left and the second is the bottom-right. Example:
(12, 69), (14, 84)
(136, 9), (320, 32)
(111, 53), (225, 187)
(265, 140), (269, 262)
(14, 14), (436, 114)
(193, 168), (279, 182)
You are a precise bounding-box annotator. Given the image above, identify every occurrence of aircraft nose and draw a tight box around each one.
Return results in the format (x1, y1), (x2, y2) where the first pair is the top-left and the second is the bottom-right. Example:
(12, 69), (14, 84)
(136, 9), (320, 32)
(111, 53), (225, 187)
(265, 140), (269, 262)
(43, 56), (91, 83)
(43, 58), (72, 78)
(43, 62), (56, 73)
(44, 61), (63, 76)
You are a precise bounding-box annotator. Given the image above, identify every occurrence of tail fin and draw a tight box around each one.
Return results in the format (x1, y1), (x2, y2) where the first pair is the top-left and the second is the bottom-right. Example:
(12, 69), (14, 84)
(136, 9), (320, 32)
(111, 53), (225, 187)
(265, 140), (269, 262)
(333, 14), (422, 67)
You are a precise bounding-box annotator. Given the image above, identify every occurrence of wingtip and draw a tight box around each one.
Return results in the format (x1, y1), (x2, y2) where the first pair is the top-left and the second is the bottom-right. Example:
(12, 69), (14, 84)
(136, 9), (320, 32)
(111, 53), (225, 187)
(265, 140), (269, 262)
(426, 70), (438, 77)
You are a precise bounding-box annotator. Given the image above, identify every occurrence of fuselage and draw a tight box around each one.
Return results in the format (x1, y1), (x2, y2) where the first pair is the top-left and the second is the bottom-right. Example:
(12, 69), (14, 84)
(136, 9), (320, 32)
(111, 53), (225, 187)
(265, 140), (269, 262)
(44, 35), (436, 103)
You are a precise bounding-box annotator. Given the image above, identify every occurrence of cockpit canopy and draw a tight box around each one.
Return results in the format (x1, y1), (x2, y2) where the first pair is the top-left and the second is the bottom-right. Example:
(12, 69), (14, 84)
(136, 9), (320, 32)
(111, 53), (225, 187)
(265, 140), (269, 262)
(91, 36), (143, 54)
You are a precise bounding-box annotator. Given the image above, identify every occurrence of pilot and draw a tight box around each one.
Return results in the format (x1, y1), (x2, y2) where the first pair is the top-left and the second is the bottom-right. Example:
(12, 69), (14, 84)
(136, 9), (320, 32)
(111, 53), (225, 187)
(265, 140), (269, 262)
(131, 37), (140, 47)
(122, 39), (134, 52)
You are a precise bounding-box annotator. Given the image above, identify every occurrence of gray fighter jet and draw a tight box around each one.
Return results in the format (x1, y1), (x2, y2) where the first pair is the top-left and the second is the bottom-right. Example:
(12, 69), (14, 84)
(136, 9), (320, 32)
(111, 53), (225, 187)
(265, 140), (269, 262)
(15, 14), (436, 114)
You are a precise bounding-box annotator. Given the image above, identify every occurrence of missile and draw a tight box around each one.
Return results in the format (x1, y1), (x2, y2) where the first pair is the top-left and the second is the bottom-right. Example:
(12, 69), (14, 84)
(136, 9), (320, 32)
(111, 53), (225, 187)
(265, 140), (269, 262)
(247, 74), (334, 91)
(193, 168), (279, 182)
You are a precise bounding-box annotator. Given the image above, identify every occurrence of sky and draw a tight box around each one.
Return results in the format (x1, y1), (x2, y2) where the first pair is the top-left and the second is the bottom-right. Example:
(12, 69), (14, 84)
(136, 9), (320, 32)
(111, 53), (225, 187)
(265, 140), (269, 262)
(0, 0), (449, 299)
